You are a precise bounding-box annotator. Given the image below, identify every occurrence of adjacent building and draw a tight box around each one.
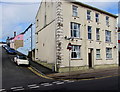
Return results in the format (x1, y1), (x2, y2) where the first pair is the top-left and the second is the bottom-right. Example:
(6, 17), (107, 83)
(10, 33), (24, 50)
(17, 24), (35, 61)
(35, 0), (118, 72)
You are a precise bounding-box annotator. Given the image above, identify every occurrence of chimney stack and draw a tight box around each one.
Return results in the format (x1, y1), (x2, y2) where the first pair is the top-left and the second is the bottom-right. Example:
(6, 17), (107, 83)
(14, 32), (16, 37)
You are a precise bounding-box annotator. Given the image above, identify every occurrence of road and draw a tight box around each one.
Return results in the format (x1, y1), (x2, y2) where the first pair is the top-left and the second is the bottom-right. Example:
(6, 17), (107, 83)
(1, 46), (120, 91)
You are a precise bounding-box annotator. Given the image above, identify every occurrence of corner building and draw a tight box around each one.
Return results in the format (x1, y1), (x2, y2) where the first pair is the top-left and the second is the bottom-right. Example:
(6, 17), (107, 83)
(35, 0), (118, 72)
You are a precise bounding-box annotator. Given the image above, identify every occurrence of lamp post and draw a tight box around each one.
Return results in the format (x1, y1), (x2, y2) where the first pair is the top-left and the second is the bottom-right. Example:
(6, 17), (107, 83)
(66, 36), (72, 77)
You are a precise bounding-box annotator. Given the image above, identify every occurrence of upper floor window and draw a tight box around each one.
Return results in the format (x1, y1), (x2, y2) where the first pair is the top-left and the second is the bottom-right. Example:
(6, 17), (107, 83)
(36, 19), (39, 28)
(95, 13), (99, 22)
(18, 37), (20, 40)
(105, 30), (111, 42)
(106, 48), (112, 59)
(87, 10), (91, 20)
(73, 5), (78, 17)
(44, 15), (47, 26)
(96, 28), (100, 41)
(71, 22), (80, 38)
(71, 45), (80, 59)
(88, 26), (92, 40)
(106, 16), (109, 26)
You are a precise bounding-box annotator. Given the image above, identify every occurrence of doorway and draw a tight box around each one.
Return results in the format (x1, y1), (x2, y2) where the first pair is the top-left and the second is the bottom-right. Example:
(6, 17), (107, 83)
(88, 49), (93, 68)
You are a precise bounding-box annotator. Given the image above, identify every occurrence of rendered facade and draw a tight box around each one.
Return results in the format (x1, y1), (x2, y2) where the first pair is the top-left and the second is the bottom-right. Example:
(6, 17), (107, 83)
(35, 0), (118, 72)
(10, 34), (24, 50)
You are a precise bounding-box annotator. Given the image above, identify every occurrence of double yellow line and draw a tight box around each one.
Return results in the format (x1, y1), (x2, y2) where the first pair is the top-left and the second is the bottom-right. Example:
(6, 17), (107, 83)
(28, 67), (53, 80)
(28, 66), (120, 81)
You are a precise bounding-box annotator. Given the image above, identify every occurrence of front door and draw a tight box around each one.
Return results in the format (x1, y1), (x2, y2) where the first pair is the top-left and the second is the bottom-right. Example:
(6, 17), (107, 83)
(88, 49), (93, 68)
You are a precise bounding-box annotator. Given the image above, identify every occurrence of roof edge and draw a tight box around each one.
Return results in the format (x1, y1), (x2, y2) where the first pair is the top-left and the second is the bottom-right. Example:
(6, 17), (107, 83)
(64, 0), (118, 18)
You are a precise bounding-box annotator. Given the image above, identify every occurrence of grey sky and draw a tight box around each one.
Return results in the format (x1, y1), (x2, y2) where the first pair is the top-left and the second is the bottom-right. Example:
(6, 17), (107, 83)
(0, 0), (119, 42)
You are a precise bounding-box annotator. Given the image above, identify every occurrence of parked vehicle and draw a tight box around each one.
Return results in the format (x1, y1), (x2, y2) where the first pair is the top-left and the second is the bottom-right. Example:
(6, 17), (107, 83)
(14, 55), (29, 66)
(7, 48), (17, 54)
(4, 45), (10, 51)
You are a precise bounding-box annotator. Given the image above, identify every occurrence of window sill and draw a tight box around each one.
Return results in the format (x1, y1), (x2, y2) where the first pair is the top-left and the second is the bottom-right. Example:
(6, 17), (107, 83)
(96, 40), (102, 42)
(105, 42), (113, 44)
(106, 58), (113, 60)
(72, 15), (79, 19)
(96, 58), (102, 60)
(72, 38), (82, 40)
(88, 39), (93, 41)
(71, 58), (83, 60)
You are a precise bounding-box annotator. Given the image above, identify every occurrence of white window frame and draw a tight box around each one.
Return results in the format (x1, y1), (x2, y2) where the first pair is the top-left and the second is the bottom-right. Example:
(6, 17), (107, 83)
(71, 45), (80, 59)
(105, 30), (111, 42)
(96, 49), (101, 59)
(95, 13), (99, 23)
(87, 10), (91, 20)
(71, 22), (80, 38)
(73, 5), (78, 17)
(88, 26), (92, 40)
(96, 28), (100, 41)
(106, 48), (112, 59)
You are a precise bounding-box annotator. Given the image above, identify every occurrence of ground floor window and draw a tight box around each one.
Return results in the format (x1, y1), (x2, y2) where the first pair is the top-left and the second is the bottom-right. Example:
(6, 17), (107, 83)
(96, 49), (101, 59)
(71, 45), (80, 59)
(106, 48), (112, 59)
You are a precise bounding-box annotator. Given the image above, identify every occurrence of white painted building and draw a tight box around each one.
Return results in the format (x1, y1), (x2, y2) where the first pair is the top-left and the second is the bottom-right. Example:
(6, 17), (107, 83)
(35, 0), (118, 72)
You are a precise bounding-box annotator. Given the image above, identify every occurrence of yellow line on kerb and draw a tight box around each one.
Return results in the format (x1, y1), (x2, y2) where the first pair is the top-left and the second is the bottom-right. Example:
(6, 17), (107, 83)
(28, 67), (120, 81)
(28, 67), (53, 80)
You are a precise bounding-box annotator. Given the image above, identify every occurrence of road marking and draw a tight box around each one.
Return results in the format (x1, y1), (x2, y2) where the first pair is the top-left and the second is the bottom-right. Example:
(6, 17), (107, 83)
(28, 84), (40, 89)
(64, 80), (75, 83)
(28, 86), (40, 89)
(12, 88), (24, 91)
(52, 81), (65, 85)
(52, 81), (61, 84)
(11, 86), (23, 90)
(0, 89), (5, 92)
(28, 67), (53, 80)
(11, 86), (24, 91)
(41, 83), (53, 86)
(56, 82), (64, 85)
(28, 84), (37, 87)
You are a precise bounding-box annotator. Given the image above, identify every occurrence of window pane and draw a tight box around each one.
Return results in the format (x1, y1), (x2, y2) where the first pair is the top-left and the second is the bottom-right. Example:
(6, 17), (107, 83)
(71, 23), (80, 38)
(73, 6), (78, 16)
(105, 30), (111, 42)
(71, 46), (80, 59)
(96, 54), (100, 59)
(106, 48), (112, 59)
(88, 34), (91, 39)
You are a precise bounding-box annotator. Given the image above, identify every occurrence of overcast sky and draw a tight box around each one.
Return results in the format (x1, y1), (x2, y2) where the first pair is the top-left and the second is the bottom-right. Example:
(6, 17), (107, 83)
(0, 0), (119, 42)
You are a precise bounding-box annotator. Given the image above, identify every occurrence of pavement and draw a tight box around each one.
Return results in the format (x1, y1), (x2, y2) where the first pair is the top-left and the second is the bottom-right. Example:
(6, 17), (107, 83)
(29, 60), (55, 75)
(46, 67), (120, 80)
(15, 50), (120, 80)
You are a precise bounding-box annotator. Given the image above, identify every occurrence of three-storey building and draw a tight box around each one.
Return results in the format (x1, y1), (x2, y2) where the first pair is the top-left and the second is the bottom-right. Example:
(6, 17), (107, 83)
(35, 0), (118, 72)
